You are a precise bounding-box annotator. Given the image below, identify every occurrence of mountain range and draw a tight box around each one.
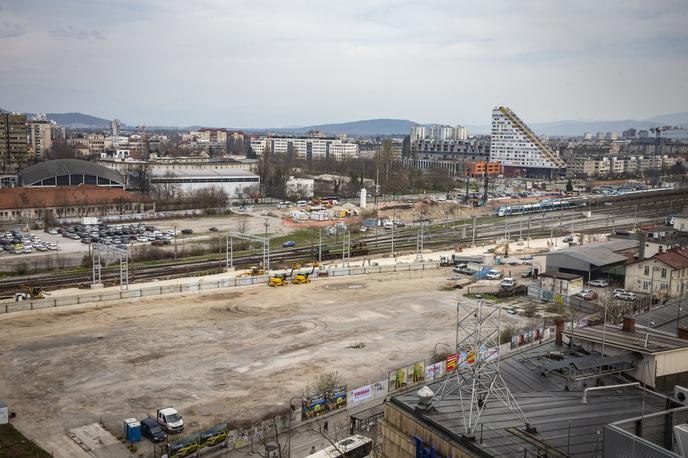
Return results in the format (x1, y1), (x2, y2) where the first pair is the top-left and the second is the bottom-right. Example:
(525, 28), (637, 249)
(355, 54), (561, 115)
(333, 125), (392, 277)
(2, 107), (686, 137)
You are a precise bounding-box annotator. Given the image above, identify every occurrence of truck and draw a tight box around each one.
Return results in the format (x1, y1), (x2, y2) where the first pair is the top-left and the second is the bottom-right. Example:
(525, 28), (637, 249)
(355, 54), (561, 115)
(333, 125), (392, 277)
(157, 407), (184, 433)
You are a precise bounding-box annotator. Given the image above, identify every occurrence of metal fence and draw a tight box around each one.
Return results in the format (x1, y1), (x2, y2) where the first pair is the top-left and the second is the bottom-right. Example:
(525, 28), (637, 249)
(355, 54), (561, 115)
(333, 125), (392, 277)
(1, 262), (440, 314)
(604, 405), (688, 458)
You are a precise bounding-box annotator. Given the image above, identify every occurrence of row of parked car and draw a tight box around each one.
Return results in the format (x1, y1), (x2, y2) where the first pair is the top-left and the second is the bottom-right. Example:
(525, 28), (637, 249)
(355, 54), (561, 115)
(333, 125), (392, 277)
(49, 223), (180, 248)
(0, 230), (58, 254)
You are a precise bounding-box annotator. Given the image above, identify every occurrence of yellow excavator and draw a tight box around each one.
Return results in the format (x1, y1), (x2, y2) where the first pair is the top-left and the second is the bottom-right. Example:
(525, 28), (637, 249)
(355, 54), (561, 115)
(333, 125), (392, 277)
(15, 286), (45, 302)
(268, 273), (288, 287)
(292, 265), (320, 284)
(240, 266), (265, 277)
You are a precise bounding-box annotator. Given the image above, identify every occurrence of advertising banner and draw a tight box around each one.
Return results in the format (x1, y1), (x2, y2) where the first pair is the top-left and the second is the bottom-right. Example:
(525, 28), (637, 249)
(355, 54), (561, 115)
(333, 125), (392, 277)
(349, 384), (372, 406)
(424, 362), (445, 381)
(511, 325), (545, 349)
(446, 353), (458, 372)
(389, 366), (407, 391)
(327, 385), (347, 411)
(302, 393), (327, 420)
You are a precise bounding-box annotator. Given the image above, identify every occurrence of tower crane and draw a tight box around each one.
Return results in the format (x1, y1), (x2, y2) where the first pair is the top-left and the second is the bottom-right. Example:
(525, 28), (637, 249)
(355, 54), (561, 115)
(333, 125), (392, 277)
(649, 125), (686, 155)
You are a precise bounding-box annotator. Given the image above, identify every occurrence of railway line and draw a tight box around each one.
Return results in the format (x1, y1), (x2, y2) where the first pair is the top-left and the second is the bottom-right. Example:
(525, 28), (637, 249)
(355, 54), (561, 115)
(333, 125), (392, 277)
(1, 188), (686, 294)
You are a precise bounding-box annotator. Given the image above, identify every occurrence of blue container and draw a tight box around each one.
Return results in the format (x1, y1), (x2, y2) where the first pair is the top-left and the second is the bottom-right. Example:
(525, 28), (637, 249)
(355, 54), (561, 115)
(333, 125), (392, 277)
(123, 418), (141, 442)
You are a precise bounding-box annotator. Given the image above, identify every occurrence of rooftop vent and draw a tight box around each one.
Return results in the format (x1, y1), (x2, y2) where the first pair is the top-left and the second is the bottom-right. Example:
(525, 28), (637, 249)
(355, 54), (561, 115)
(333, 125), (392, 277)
(416, 386), (435, 412)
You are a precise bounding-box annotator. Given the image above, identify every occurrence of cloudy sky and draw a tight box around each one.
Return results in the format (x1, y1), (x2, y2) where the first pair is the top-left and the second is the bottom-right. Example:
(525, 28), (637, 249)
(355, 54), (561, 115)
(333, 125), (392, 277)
(1, 0), (687, 127)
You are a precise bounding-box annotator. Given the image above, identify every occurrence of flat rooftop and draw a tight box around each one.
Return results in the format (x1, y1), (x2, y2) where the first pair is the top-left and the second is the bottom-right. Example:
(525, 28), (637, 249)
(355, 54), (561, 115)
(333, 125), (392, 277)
(391, 342), (670, 457)
(564, 323), (688, 354)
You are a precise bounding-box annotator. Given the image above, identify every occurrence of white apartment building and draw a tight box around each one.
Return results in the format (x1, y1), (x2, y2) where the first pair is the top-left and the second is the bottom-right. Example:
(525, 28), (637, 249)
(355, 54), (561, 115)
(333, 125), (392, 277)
(411, 124), (467, 141)
(489, 106), (565, 177)
(250, 136), (358, 160)
(27, 116), (53, 160)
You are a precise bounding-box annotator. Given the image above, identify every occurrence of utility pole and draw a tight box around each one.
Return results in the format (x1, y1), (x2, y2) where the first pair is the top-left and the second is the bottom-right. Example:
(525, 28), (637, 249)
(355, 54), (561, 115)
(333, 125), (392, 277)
(471, 215), (476, 248)
(391, 207), (395, 258)
(318, 228), (322, 263)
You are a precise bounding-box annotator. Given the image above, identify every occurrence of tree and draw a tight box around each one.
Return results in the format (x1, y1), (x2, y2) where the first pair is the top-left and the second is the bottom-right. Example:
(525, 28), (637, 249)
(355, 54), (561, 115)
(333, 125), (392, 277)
(566, 178), (574, 193)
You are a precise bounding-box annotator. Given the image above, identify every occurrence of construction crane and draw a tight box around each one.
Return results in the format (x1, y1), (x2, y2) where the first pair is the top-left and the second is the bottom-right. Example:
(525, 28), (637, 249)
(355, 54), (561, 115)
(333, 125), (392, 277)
(649, 125), (686, 156)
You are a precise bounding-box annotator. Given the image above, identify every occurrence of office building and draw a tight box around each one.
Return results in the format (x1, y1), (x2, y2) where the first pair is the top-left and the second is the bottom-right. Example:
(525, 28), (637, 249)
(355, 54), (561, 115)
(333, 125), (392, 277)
(489, 106), (565, 177)
(0, 113), (29, 175)
(111, 119), (121, 137)
(622, 128), (637, 138)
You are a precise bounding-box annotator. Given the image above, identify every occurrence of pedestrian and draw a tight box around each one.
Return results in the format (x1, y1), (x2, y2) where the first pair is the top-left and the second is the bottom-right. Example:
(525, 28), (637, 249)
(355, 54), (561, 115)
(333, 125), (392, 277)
(310, 446), (316, 454)
(323, 420), (329, 433)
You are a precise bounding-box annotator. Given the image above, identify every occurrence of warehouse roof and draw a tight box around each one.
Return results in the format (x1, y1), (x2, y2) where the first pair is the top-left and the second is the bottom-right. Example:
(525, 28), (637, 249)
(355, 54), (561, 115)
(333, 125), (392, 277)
(149, 168), (258, 178)
(390, 342), (668, 457)
(546, 239), (638, 266)
(0, 185), (151, 209)
(539, 272), (583, 280)
(19, 159), (124, 187)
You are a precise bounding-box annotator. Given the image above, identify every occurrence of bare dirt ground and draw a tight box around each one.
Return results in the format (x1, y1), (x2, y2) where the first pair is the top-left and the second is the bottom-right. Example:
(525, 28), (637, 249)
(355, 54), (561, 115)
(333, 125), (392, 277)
(0, 270), (527, 457)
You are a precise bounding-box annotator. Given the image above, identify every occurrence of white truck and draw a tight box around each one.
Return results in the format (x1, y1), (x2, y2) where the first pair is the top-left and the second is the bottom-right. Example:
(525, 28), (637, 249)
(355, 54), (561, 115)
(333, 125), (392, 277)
(156, 407), (184, 433)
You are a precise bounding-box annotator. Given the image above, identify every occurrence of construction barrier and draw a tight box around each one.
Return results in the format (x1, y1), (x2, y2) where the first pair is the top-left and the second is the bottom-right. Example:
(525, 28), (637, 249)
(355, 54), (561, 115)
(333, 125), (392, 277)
(0, 262), (440, 315)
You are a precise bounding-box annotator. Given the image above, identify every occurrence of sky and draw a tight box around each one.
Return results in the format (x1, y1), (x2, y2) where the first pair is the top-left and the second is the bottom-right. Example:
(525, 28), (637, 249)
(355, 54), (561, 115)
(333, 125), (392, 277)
(1, 0), (687, 127)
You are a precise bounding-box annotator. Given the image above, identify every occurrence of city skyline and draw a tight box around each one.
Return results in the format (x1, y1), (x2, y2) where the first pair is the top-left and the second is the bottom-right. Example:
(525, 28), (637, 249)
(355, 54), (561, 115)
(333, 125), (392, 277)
(1, 0), (687, 127)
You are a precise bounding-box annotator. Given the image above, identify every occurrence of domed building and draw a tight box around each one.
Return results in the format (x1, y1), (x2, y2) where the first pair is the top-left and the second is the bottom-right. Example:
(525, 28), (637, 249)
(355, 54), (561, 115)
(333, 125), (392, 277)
(18, 159), (125, 188)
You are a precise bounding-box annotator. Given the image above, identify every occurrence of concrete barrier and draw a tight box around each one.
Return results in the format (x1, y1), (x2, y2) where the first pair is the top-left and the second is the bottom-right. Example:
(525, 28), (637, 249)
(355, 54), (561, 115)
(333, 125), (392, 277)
(0, 262), (440, 315)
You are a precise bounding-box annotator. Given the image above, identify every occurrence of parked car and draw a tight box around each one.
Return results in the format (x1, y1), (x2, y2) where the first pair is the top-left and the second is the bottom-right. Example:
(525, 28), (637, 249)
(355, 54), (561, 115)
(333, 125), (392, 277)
(208, 226), (219, 232)
(615, 291), (637, 301)
(521, 269), (534, 278)
(486, 269), (503, 280)
(588, 279), (609, 287)
(562, 235), (574, 243)
(500, 278), (517, 289)
(181, 228), (193, 235)
(150, 240), (164, 246)
(282, 240), (296, 248)
(141, 417), (167, 443)
(578, 289), (598, 301)
(162, 239), (172, 245)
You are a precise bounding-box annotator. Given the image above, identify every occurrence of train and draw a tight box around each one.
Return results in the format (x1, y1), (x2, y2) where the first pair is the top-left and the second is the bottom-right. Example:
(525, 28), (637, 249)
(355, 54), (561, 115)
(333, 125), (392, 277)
(495, 187), (674, 217)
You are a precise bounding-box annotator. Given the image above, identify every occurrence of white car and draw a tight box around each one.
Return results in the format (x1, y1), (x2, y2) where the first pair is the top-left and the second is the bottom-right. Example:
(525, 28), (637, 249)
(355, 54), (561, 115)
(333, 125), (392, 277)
(137, 236), (149, 242)
(588, 279), (609, 287)
(614, 291), (637, 301)
(486, 270), (503, 280)
(47, 243), (57, 250)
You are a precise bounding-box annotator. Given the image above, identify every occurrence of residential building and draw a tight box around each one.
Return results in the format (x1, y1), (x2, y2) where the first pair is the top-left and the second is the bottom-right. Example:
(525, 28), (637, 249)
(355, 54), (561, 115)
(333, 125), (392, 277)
(111, 119), (121, 137)
(489, 106), (565, 177)
(67, 134), (112, 156)
(27, 114), (53, 160)
(0, 113), (29, 174)
(625, 248), (688, 299)
(249, 136), (359, 160)
(638, 129), (649, 138)
(0, 185), (154, 223)
(622, 128), (637, 138)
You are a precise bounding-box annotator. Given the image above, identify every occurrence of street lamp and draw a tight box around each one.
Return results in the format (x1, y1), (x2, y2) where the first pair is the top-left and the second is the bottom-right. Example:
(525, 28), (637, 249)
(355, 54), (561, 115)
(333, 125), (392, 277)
(287, 396), (303, 458)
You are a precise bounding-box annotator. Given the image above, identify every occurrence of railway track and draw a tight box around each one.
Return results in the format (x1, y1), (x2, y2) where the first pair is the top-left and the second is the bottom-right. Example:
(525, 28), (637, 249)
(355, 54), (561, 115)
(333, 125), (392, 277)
(1, 189), (685, 294)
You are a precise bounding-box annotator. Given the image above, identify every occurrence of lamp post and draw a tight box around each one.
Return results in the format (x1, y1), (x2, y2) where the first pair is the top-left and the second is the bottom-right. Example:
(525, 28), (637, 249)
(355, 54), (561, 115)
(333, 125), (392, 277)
(287, 396), (303, 458)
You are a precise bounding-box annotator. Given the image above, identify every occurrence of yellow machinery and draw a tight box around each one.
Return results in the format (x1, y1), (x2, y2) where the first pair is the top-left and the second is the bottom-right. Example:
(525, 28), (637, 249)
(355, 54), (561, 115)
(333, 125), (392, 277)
(268, 275), (288, 287)
(15, 286), (44, 302)
(291, 273), (311, 284)
(240, 266), (265, 277)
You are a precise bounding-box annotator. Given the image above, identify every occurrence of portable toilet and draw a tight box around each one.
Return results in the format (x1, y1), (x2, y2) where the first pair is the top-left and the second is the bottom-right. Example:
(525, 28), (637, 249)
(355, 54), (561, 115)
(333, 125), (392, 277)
(0, 401), (8, 424)
(123, 418), (141, 442)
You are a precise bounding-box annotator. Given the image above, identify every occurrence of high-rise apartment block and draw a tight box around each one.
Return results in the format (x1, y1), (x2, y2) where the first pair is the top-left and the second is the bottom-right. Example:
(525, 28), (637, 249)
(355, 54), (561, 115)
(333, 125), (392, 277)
(411, 124), (467, 141)
(250, 136), (358, 160)
(27, 114), (53, 160)
(0, 113), (29, 174)
(489, 106), (565, 177)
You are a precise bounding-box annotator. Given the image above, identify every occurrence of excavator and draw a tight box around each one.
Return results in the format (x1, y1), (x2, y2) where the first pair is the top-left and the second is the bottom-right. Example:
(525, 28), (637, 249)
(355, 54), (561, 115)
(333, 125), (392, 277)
(292, 264), (322, 284)
(14, 286), (45, 302)
(268, 273), (288, 287)
(240, 266), (265, 277)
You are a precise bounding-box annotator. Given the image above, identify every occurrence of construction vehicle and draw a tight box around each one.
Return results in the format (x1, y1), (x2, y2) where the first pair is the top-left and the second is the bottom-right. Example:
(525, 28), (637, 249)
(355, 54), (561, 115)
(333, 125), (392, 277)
(268, 274), (288, 287)
(14, 286), (44, 302)
(292, 264), (320, 284)
(240, 266), (265, 277)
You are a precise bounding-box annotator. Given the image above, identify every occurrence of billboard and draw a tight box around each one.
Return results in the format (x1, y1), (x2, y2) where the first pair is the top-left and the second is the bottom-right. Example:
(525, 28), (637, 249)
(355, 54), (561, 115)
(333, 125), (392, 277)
(349, 384), (372, 406)
(167, 423), (230, 457)
(388, 361), (425, 391)
(424, 362), (445, 381)
(302, 393), (327, 420)
(511, 326), (544, 349)
(327, 385), (347, 411)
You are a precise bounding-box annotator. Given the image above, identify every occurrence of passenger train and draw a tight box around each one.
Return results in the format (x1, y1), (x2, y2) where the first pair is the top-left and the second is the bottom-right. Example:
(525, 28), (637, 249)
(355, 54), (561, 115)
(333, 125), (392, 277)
(495, 187), (673, 217)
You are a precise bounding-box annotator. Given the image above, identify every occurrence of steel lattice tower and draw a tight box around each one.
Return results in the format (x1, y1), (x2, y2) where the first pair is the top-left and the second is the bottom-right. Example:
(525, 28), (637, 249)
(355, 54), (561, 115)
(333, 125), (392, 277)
(431, 300), (530, 436)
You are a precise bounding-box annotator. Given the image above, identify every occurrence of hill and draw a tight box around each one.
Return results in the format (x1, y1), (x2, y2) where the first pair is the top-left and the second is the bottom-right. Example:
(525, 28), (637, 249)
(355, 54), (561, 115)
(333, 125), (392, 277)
(285, 119), (418, 136)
